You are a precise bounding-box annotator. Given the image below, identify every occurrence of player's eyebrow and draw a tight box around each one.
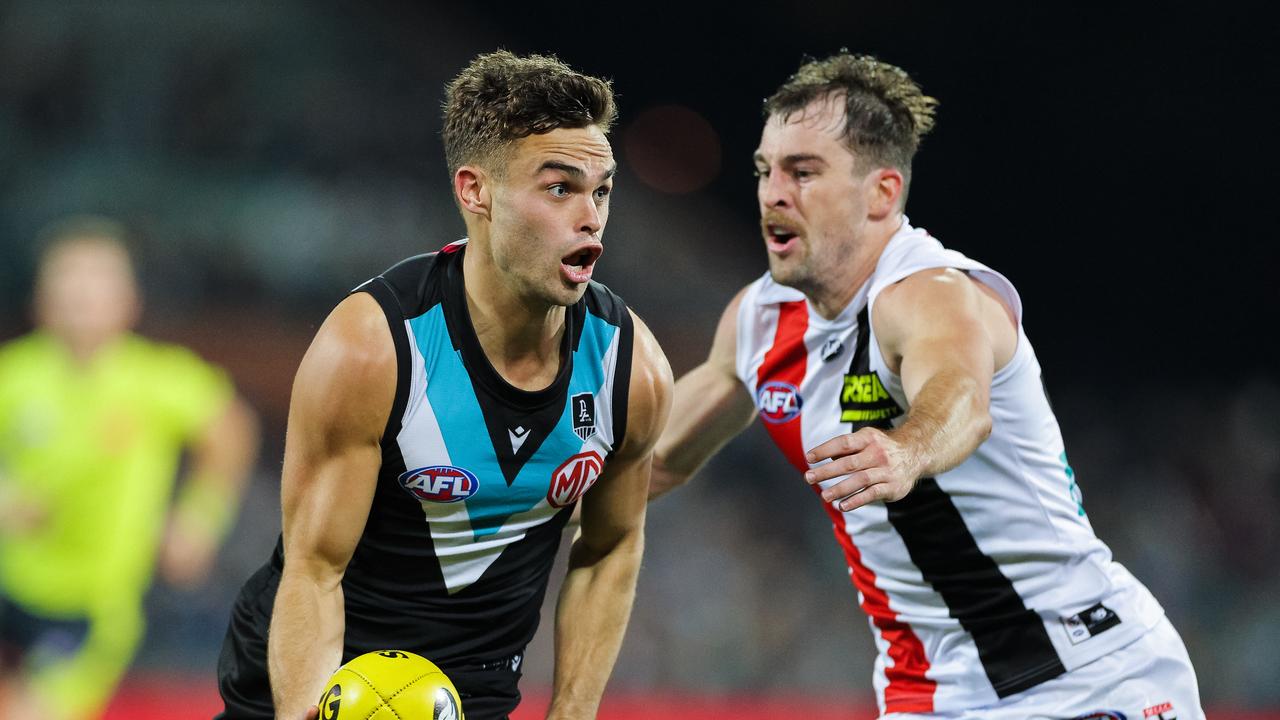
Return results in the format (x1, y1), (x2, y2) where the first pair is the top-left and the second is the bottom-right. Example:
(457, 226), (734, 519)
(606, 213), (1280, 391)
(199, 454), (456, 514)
(537, 161), (617, 181)
(753, 152), (828, 167)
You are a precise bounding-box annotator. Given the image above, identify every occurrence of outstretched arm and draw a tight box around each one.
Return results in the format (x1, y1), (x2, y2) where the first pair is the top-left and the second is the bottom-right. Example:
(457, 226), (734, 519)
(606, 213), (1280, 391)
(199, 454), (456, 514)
(805, 268), (1017, 510)
(268, 293), (396, 719)
(648, 288), (758, 500)
(548, 311), (672, 719)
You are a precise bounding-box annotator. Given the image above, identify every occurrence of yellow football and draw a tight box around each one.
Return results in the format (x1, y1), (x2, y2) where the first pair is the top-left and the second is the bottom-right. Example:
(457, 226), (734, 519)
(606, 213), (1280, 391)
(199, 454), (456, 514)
(316, 650), (464, 720)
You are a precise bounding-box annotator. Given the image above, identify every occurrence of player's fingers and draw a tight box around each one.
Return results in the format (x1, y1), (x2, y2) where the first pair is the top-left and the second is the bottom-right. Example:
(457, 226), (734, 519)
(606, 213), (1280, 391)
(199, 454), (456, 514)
(819, 471), (872, 503)
(805, 429), (873, 464)
(304, 705), (320, 720)
(804, 452), (871, 485)
(834, 473), (893, 512)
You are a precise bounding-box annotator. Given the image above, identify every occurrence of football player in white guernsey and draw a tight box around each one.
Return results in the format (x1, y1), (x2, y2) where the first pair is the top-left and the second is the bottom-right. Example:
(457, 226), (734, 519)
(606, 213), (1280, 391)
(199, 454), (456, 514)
(251, 52), (673, 720)
(650, 52), (1204, 718)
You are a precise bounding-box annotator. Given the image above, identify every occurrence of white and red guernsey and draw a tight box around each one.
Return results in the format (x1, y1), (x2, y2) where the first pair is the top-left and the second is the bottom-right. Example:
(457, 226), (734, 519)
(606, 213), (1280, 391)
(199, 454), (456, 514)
(735, 219), (1165, 714)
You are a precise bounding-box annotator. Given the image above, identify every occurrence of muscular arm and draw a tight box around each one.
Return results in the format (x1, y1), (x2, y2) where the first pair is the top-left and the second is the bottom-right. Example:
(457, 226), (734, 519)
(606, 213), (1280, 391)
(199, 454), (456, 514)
(805, 268), (1016, 511)
(547, 311), (672, 719)
(268, 293), (396, 719)
(648, 288), (757, 499)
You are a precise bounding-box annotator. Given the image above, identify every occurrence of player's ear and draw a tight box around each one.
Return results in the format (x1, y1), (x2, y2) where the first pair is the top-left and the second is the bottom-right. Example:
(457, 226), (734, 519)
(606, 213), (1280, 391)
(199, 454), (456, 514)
(867, 167), (904, 220)
(455, 165), (492, 220)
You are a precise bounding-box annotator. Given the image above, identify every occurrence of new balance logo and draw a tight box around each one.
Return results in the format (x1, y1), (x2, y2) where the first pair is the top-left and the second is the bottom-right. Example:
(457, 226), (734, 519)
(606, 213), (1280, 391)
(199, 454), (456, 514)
(508, 425), (530, 454)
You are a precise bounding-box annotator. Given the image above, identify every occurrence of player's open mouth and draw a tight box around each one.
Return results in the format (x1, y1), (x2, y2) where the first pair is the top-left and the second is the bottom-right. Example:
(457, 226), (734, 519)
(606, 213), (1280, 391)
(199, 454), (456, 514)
(560, 243), (603, 284)
(765, 224), (801, 254)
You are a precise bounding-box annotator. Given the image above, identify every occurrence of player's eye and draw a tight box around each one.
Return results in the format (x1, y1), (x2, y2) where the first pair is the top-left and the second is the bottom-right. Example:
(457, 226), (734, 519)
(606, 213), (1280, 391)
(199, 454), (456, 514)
(753, 167), (770, 179)
(593, 185), (611, 201)
(549, 184), (570, 198)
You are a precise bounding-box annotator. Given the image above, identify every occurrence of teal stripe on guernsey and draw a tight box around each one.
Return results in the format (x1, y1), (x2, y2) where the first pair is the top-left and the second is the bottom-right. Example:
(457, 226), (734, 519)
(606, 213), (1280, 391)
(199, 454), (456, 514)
(568, 310), (616, 400)
(408, 305), (620, 542)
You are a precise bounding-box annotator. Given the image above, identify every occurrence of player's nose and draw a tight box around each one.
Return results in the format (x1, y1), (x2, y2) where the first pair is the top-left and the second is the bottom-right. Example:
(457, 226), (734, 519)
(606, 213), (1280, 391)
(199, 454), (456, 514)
(576, 195), (603, 236)
(758, 169), (792, 208)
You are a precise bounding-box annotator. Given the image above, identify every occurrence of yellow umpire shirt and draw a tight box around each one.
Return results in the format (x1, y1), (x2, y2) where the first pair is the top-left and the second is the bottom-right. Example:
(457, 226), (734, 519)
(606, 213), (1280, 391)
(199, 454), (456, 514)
(0, 331), (231, 620)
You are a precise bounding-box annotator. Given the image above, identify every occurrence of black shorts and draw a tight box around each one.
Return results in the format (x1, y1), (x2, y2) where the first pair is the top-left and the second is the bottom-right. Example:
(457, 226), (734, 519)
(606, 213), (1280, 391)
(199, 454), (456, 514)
(215, 564), (523, 720)
(0, 591), (91, 672)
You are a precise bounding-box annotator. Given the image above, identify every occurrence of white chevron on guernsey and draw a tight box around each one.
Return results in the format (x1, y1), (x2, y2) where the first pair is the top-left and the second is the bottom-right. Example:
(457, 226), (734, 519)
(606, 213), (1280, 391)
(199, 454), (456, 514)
(399, 330), (561, 595)
(397, 312), (623, 595)
(418, 500), (559, 594)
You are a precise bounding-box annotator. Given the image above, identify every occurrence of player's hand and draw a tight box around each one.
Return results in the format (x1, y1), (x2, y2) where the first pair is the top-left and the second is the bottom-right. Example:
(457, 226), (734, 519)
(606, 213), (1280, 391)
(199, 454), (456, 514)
(0, 484), (49, 536)
(304, 705), (319, 720)
(803, 427), (923, 511)
(157, 521), (218, 589)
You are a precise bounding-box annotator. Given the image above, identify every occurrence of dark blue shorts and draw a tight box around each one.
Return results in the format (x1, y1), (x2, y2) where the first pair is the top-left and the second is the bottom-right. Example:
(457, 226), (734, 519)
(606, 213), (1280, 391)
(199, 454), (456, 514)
(0, 592), (91, 671)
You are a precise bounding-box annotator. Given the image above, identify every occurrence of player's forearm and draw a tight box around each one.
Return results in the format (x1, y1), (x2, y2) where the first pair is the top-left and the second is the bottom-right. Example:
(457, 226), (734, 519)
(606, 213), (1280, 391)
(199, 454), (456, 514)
(893, 368), (991, 479)
(179, 398), (260, 540)
(547, 527), (644, 719)
(649, 366), (755, 501)
(646, 452), (691, 500)
(268, 567), (345, 718)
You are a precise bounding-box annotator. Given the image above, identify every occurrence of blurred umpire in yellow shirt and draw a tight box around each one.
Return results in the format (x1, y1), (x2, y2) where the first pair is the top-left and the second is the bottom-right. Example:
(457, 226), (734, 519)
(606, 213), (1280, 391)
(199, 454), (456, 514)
(0, 216), (259, 719)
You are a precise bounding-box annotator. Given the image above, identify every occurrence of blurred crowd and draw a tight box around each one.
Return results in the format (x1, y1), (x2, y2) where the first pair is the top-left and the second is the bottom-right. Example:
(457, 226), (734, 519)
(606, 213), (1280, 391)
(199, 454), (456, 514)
(1, 0), (1276, 708)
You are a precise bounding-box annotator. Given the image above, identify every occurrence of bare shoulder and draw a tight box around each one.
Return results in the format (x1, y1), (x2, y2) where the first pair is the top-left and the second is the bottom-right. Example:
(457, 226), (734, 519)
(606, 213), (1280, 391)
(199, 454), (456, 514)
(708, 285), (751, 370)
(618, 309), (674, 459)
(292, 292), (397, 438)
(872, 267), (1016, 371)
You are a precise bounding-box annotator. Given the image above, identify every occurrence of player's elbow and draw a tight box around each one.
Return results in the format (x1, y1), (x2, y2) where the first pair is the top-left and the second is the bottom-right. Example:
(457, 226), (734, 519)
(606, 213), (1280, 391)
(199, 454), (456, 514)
(972, 408), (993, 445)
(965, 385), (993, 446)
(647, 453), (691, 501)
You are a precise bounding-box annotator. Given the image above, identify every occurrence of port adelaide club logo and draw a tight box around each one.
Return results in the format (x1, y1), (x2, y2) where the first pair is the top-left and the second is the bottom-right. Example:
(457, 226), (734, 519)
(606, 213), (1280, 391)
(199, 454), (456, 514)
(398, 465), (479, 503)
(756, 380), (802, 424)
(571, 392), (596, 441)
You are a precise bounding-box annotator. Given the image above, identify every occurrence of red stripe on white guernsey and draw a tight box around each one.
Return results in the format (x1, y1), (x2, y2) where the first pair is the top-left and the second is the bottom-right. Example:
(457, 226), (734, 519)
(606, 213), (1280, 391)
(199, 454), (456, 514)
(754, 300), (935, 712)
(818, 497), (936, 712)
(755, 301), (809, 471)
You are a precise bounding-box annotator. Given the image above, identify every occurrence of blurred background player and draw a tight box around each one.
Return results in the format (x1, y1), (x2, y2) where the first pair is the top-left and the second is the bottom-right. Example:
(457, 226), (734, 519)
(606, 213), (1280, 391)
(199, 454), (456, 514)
(649, 53), (1205, 718)
(215, 51), (672, 720)
(0, 216), (260, 720)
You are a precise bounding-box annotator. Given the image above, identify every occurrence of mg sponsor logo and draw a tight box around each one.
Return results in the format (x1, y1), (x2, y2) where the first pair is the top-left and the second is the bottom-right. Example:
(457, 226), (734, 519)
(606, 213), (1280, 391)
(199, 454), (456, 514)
(757, 380), (802, 424)
(398, 465), (479, 503)
(548, 451), (604, 508)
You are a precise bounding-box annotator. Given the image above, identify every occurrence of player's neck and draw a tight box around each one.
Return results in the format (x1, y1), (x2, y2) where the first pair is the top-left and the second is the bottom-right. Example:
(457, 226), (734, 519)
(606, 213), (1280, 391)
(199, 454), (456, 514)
(461, 250), (566, 392)
(806, 215), (901, 320)
(49, 329), (123, 368)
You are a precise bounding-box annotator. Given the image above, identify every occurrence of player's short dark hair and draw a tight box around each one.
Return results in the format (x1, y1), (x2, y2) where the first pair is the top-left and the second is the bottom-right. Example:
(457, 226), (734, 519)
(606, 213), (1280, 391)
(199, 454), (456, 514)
(442, 50), (617, 178)
(765, 52), (937, 193)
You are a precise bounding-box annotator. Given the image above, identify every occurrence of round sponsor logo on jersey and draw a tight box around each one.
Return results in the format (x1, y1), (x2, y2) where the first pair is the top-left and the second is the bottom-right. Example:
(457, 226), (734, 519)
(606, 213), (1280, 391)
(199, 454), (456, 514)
(757, 380), (803, 424)
(548, 451), (604, 508)
(398, 465), (479, 503)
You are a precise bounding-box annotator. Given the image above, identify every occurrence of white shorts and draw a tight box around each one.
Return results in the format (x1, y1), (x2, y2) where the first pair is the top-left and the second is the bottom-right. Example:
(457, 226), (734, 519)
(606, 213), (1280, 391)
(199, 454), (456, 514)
(886, 616), (1204, 720)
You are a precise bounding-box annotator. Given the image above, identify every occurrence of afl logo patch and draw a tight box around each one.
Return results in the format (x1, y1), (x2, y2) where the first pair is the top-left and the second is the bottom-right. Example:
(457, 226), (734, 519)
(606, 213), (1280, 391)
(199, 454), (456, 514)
(757, 380), (802, 424)
(548, 451), (604, 508)
(398, 465), (479, 503)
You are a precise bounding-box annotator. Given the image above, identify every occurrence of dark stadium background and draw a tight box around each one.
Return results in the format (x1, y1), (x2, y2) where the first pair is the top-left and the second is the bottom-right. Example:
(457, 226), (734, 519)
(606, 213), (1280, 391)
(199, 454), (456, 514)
(1, 1), (1276, 717)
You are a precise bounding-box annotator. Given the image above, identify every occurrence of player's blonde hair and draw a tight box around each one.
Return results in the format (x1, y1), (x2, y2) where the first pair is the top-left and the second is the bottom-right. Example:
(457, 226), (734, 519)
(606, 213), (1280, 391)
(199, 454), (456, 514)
(442, 50), (617, 179)
(765, 52), (938, 198)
